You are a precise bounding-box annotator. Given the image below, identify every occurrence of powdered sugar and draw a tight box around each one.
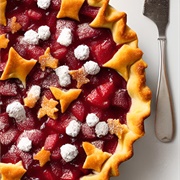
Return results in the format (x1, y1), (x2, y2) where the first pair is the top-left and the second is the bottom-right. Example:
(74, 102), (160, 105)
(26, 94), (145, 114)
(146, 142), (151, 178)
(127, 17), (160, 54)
(60, 144), (78, 162)
(6, 101), (26, 122)
(37, 0), (51, 10)
(86, 113), (99, 127)
(55, 65), (71, 87)
(83, 61), (100, 75)
(23, 25), (51, 45)
(38, 25), (51, 41)
(17, 137), (32, 152)
(27, 85), (41, 100)
(95, 121), (109, 137)
(23, 29), (39, 45)
(66, 120), (81, 137)
(74, 45), (90, 60)
(57, 27), (73, 47)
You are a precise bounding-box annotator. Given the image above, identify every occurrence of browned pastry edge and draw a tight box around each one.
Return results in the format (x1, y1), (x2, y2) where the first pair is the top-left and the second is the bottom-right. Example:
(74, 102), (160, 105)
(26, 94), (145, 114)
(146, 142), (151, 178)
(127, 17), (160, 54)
(0, 0), (152, 180)
(80, 1), (152, 179)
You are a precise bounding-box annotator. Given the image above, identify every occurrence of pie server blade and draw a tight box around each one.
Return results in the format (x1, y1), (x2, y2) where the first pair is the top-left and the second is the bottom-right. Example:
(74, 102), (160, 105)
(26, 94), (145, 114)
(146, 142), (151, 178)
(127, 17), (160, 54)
(143, 0), (174, 142)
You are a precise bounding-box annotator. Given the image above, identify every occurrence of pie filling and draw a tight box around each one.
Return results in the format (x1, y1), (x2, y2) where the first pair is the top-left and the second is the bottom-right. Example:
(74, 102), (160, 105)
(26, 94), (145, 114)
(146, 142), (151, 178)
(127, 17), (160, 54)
(0, 0), (132, 179)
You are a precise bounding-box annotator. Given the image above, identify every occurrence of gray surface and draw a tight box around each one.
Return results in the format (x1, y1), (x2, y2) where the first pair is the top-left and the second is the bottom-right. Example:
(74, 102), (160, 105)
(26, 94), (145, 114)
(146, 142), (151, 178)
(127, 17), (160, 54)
(110, 0), (179, 179)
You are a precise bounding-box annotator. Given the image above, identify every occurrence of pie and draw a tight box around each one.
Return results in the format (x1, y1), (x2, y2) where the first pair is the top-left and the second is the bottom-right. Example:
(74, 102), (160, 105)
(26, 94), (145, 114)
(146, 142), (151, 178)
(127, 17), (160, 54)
(0, 0), (152, 180)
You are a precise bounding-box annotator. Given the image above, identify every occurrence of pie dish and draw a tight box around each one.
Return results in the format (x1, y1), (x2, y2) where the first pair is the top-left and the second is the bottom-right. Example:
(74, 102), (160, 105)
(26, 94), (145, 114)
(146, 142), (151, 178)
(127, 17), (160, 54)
(0, 0), (151, 180)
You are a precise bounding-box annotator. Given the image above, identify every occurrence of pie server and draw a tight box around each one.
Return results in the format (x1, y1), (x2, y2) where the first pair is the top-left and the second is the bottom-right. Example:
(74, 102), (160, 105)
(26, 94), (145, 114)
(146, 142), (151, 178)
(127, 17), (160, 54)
(143, 0), (174, 142)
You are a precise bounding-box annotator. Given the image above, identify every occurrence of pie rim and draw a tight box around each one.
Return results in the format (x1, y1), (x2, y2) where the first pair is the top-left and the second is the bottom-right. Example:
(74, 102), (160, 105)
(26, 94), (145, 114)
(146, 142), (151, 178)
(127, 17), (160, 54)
(0, 0), (152, 180)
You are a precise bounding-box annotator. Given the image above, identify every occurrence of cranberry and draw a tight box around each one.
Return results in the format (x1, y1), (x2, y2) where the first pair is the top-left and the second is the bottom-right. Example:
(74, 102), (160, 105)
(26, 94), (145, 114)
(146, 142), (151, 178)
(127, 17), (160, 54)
(44, 134), (59, 151)
(43, 170), (54, 180)
(91, 140), (104, 150)
(26, 46), (44, 60)
(1, 146), (21, 164)
(86, 81), (115, 109)
(17, 129), (44, 146)
(51, 147), (61, 161)
(0, 113), (10, 131)
(0, 81), (18, 96)
(26, 9), (43, 21)
(0, 128), (19, 145)
(70, 100), (87, 122)
(76, 23), (101, 41)
(50, 43), (67, 60)
(0, 1), (132, 179)
(80, 2), (99, 19)
(16, 13), (30, 30)
(50, 162), (62, 177)
(90, 36), (117, 65)
(51, 0), (61, 10)
(81, 123), (96, 140)
(112, 89), (131, 110)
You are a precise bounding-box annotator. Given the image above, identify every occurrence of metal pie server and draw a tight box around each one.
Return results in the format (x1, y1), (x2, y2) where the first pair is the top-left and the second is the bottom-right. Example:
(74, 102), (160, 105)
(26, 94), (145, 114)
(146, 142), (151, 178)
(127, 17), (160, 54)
(143, 0), (174, 142)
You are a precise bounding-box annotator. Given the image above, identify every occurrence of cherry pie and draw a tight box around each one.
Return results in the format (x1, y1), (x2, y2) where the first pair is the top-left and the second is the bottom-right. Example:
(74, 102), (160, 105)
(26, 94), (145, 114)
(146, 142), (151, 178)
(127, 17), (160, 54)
(0, 0), (151, 180)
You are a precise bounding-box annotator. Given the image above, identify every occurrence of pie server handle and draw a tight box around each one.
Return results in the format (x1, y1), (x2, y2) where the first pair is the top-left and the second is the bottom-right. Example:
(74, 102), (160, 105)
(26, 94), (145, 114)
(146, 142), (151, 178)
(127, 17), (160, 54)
(155, 37), (174, 143)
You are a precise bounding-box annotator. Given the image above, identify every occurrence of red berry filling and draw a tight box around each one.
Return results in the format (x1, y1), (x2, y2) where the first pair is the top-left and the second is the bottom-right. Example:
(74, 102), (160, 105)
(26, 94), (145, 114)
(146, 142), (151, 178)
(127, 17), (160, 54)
(0, 1), (131, 179)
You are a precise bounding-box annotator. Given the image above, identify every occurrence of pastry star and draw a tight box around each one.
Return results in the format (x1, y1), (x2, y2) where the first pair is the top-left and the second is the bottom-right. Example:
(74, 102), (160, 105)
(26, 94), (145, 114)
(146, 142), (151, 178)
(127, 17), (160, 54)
(38, 96), (59, 120)
(0, 0), (7, 26)
(33, 147), (51, 167)
(107, 119), (128, 139)
(0, 161), (26, 180)
(39, 47), (58, 71)
(56, 0), (85, 21)
(82, 142), (111, 172)
(103, 44), (143, 81)
(10, 16), (22, 34)
(0, 34), (9, 49)
(0, 47), (37, 87)
(50, 87), (82, 113)
(69, 68), (90, 88)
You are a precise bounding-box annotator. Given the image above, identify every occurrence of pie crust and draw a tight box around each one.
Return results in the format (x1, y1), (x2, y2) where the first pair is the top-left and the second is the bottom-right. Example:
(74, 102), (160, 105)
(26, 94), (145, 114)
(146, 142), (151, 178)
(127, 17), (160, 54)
(0, 0), (151, 180)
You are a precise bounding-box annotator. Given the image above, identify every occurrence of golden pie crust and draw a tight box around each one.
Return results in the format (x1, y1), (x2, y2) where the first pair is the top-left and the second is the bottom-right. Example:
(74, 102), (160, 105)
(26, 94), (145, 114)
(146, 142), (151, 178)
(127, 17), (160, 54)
(79, 1), (151, 179)
(0, 0), (7, 26)
(33, 147), (51, 167)
(50, 87), (82, 113)
(0, 34), (9, 49)
(0, 47), (37, 88)
(39, 47), (59, 71)
(0, 161), (26, 180)
(0, 0), (151, 180)
(69, 68), (90, 88)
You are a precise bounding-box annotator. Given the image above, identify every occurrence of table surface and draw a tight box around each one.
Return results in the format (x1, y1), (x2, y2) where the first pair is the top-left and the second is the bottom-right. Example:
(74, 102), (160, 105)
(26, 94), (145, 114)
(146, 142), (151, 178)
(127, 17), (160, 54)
(109, 0), (180, 180)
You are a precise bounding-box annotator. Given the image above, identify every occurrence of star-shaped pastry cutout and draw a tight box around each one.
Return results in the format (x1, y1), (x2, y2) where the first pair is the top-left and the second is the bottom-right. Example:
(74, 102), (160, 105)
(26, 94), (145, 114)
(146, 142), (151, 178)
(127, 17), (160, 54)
(56, 0), (85, 21)
(107, 119), (128, 139)
(33, 147), (51, 167)
(50, 87), (82, 113)
(0, 161), (26, 180)
(9, 16), (22, 34)
(0, 34), (9, 49)
(69, 67), (90, 88)
(38, 96), (59, 120)
(39, 47), (58, 71)
(24, 95), (37, 108)
(0, 47), (37, 87)
(82, 142), (111, 172)
(103, 44), (143, 81)
(0, 0), (7, 26)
